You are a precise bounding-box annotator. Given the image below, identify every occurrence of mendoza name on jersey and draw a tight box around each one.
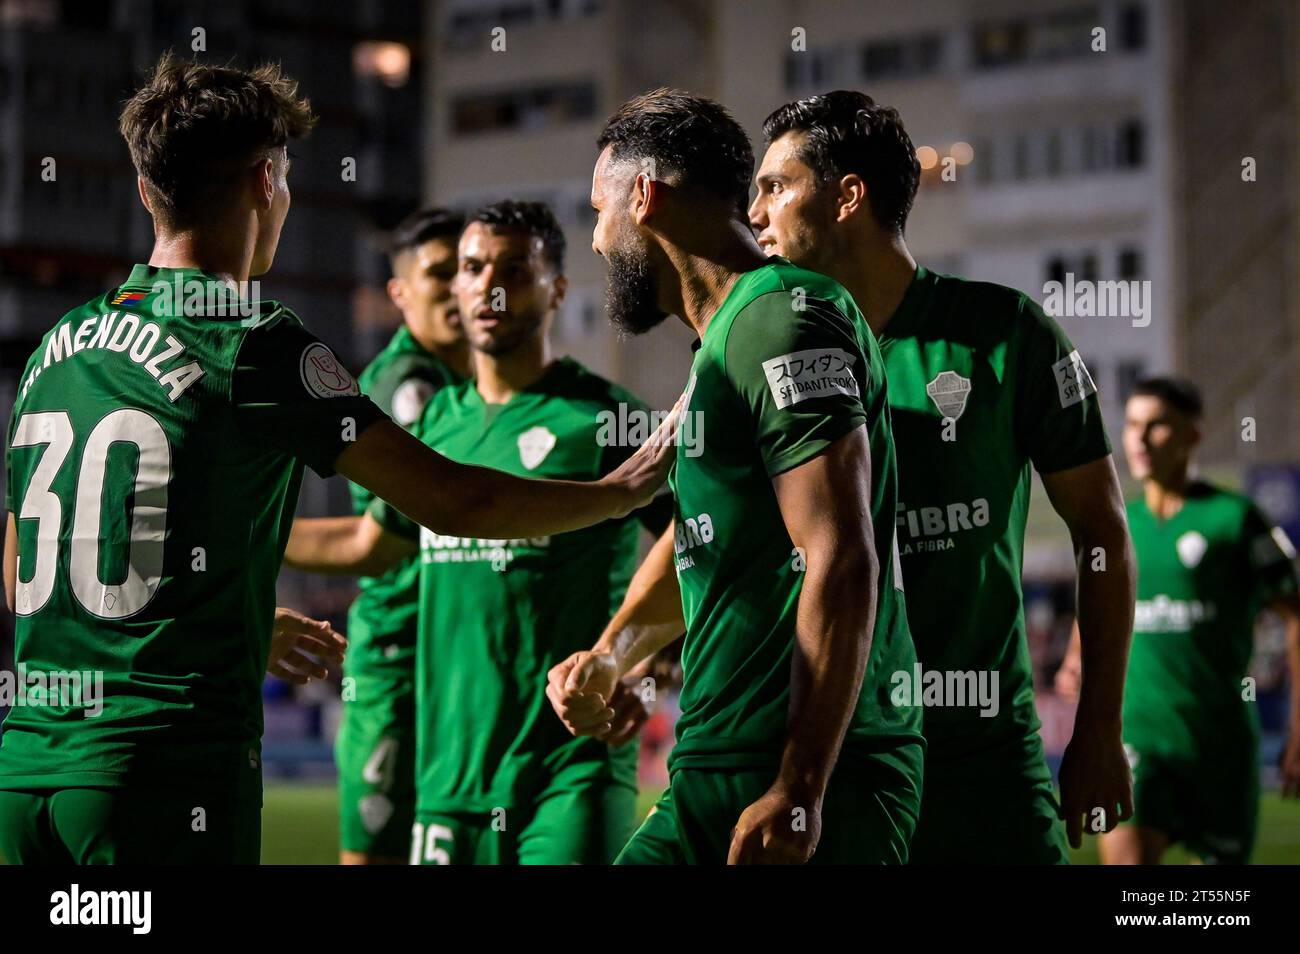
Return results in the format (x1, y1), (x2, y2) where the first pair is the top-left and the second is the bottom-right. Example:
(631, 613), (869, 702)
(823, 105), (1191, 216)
(18, 310), (204, 404)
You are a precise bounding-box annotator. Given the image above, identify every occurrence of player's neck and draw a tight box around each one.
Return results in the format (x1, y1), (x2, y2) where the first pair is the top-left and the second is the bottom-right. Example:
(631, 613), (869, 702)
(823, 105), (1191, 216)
(147, 229), (253, 286)
(837, 235), (916, 337)
(474, 335), (553, 404)
(667, 222), (768, 338)
(1144, 471), (1193, 519)
(407, 323), (471, 379)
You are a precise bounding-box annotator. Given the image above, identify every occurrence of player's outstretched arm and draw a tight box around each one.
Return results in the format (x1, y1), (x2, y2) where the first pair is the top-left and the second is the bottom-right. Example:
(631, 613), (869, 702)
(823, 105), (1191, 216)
(728, 426), (878, 866)
(547, 523), (684, 739)
(284, 514), (414, 577)
(337, 410), (678, 540)
(1273, 593), (1300, 798)
(1042, 455), (1137, 847)
(3, 511), (15, 615)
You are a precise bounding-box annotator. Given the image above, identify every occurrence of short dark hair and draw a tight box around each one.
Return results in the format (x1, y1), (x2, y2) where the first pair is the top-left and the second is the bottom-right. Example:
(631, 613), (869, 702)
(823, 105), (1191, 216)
(470, 200), (566, 274)
(762, 90), (919, 234)
(597, 88), (754, 219)
(387, 207), (465, 269)
(1131, 376), (1203, 420)
(119, 51), (317, 229)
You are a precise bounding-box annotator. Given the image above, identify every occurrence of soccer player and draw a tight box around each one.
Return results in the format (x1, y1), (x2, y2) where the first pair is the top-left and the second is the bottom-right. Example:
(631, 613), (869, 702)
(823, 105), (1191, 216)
(336, 207), (469, 866)
(284, 200), (673, 864)
(745, 91), (1137, 863)
(547, 89), (923, 865)
(0, 55), (672, 865)
(744, 91), (1139, 862)
(1057, 377), (1300, 864)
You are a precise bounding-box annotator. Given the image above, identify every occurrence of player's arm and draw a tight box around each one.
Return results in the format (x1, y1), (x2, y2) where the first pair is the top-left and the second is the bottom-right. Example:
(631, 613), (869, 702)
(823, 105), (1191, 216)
(728, 425), (877, 866)
(547, 522), (684, 738)
(1270, 592), (1300, 798)
(284, 513), (415, 576)
(3, 511), (15, 615)
(1041, 456), (1137, 845)
(336, 415), (676, 540)
(234, 319), (678, 543)
(1054, 621), (1083, 699)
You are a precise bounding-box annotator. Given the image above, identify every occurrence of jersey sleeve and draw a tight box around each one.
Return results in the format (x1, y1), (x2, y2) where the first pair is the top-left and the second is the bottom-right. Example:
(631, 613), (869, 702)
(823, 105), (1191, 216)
(1242, 503), (1299, 606)
(366, 497), (420, 542)
(724, 292), (868, 478)
(349, 355), (442, 516)
(1013, 295), (1113, 474)
(231, 311), (387, 478)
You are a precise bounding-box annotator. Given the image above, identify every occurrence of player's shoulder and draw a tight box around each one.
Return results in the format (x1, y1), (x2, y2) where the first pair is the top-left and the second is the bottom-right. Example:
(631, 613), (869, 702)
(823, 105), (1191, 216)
(547, 357), (649, 415)
(922, 269), (1050, 344)
(725, 262), (863, 356)
(1190, 480), (1263, 521)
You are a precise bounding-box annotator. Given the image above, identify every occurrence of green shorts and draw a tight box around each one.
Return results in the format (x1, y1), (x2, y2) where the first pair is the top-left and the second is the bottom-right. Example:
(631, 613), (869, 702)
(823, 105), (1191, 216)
(336, 671), (417, 858)
(1125, 744), (1258, 864)
(411, 769), (636, 865)
(907, 733), (1068, 865)
(617, 743), (923, 865)
(0, 774), (262, 865)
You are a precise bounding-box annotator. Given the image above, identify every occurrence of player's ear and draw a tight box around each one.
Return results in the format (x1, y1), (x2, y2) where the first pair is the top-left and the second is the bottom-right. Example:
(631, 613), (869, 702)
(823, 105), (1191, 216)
(549, 273), (568, 310)
(252, 158), (275, 211)
(136, 177), (153, 214)
(631, 173), (656, 225)
(836, 174), (867, 223)
(386, 276), (407, 310)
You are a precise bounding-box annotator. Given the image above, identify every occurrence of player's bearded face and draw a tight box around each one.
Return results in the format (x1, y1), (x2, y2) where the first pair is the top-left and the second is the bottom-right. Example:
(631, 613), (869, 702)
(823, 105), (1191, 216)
(605, 220), (668, 336)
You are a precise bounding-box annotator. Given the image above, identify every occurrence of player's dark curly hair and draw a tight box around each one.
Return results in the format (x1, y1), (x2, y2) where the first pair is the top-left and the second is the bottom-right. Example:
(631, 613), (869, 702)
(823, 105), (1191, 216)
(387, 207), (465, 269)
(597, 88), (754, 220)
(763, 90), (919, 234)
(119, 50), (317, 229)
(1131, 376), (1203, 420)
(471, 200), (566, 274)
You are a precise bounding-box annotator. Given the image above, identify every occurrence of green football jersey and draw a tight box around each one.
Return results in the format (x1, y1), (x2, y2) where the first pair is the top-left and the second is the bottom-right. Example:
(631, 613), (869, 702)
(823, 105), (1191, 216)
(879, 266), (1111, 758)
(1123, 482), (1298, 760)
(667, 259), (921, 774)
(346, 325), (463, 678)
(372, 358), (669, 813)
(1, 264), (384, 789)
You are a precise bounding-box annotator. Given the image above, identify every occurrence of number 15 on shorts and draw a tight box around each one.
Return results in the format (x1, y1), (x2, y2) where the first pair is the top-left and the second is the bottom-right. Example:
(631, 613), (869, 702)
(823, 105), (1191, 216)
(411, 822), (453, 865)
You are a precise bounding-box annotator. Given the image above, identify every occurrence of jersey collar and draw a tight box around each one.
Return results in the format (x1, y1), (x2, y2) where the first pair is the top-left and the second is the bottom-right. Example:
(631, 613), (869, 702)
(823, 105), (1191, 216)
(879, 264), (932, 341)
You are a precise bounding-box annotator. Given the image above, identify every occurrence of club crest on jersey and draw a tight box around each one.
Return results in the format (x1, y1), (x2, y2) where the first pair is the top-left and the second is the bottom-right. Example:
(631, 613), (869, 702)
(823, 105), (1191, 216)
(1176, 531), (1208, 568)
(391, 378), (435, 426)
(299, 343), (358, 398)
(925, 371), (971, 420)
(359, 794), (394, 834)
(517, 426), (556, 470)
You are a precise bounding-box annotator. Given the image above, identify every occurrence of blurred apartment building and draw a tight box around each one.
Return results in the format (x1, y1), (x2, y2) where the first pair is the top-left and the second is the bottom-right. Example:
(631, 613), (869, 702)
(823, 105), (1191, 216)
(427, 0), (1175, 432)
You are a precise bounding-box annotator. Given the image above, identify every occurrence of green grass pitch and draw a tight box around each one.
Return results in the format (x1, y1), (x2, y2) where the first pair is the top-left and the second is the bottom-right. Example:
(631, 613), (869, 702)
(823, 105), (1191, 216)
(260, 784), (1300, 865)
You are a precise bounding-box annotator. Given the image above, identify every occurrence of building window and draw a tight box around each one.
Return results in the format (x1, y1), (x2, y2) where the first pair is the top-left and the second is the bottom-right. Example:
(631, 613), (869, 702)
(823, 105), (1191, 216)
(786, 46), (848, 90)
(1118, 247), (1143, 279)
(451, 83), (597, 136)
(1117, 120), (1145, 168)
(860, 33), (944, 81)
(1080, 253), (1099, 282)
(1119, 4), (1147, 50)
(972, 19), (1030, 68)
(972, 7), (1098, 70)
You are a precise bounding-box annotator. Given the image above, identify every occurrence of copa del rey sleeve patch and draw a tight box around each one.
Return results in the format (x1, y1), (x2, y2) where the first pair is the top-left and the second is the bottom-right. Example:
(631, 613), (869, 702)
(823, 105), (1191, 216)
(300, 342), (359, 398)
(761, 347), (860, 409)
